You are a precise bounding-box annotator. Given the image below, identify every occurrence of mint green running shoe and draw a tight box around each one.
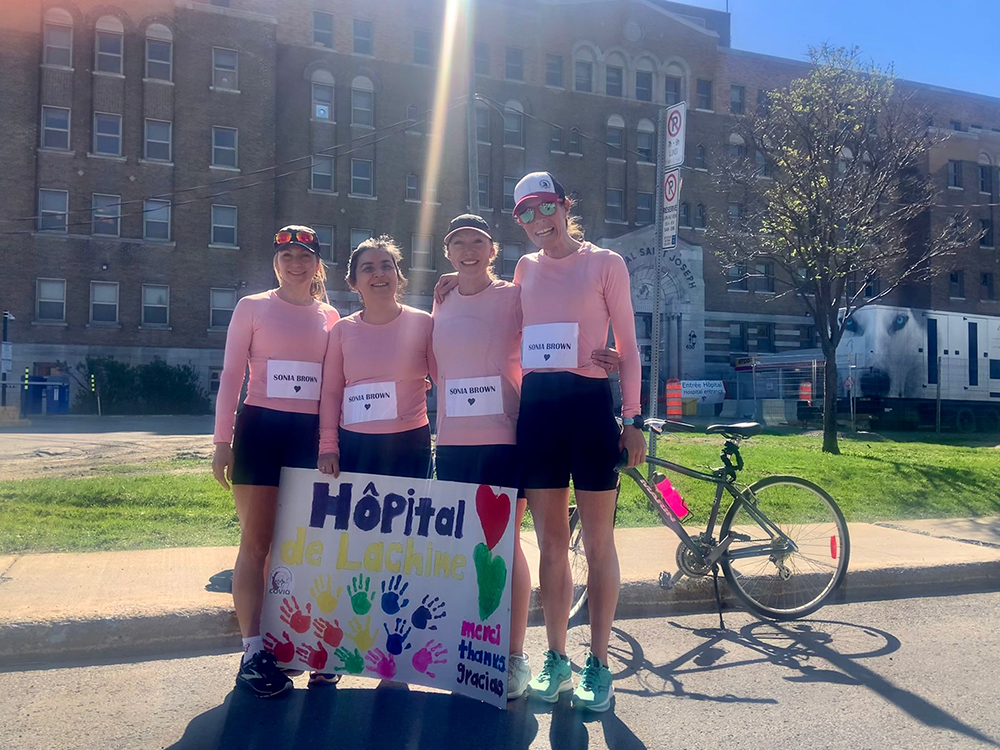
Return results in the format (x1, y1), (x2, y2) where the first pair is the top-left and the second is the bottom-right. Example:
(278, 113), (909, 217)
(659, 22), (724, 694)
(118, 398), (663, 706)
(573, 652), (614, 712)
(528, 650), (573, 703)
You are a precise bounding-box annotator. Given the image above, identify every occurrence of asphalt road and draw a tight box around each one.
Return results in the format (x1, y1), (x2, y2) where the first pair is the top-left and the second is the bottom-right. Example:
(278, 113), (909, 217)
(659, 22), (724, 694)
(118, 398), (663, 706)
(2, 593), (998, 750)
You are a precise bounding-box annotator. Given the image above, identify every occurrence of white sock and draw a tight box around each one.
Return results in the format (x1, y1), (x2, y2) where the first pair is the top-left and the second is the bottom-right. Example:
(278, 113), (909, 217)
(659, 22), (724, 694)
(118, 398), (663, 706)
(242, 636), (264, 664)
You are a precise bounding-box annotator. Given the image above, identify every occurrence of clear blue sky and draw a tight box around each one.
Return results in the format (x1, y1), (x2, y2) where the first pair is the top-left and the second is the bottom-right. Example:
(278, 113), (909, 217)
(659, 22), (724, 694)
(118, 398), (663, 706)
(691, 0), (1000, 99)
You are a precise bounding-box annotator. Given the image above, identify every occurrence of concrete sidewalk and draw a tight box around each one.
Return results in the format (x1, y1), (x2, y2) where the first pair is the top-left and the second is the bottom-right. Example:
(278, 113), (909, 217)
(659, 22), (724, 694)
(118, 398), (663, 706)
(2, 519), (999, 668)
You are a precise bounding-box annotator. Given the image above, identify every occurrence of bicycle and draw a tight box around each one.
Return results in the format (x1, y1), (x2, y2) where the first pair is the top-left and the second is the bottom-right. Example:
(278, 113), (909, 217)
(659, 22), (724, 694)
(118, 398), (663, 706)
(568, 419), (850, 622)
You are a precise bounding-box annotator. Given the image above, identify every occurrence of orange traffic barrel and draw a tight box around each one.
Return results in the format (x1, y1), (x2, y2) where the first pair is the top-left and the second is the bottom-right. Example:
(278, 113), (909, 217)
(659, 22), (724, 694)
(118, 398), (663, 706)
(798, 381), (813, 406)
(666, 379), (683, 420)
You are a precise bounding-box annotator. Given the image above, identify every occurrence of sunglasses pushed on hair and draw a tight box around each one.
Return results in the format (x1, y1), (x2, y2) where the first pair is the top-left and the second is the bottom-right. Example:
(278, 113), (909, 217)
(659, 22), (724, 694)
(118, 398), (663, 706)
(514, 202), (558, 225)
(274, 228), (317, 247)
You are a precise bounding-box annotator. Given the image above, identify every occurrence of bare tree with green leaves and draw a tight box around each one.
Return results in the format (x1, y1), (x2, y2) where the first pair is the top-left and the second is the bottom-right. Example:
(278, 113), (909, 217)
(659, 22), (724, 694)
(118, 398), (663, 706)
(709, 45), (974, 454)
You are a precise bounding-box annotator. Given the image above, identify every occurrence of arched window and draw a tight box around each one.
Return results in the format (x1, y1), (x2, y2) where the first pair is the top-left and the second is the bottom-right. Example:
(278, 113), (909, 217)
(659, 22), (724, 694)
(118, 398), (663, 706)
(607, 114), (625, 159)
(695, 144), (707, 170)
(311, 69), (335, 121)
(145, 24), (173, 81)
(573, 46), (596, 93)
(605, 52), (627, 98)
(351, 76), (374, 126)
(979, 153), (994, 194)
(43, 8), (74, 67)
(729, 133), (746, 161)
(637, 118), (655, 163)
(406, 172), (420, 201)
(635, 57), (656, 102)
(504, 100), (524, 147)
(664, 61), (685, 106)
(755, 150), (771, 178)
(95, 16), (124, 75)
(695, 203), (706, 229)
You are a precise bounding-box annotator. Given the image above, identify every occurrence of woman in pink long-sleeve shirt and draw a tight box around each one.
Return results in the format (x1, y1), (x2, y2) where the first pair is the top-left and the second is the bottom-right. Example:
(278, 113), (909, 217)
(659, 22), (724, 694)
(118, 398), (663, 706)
(212, 225), (339, 698)
(318, 236), (434, 480)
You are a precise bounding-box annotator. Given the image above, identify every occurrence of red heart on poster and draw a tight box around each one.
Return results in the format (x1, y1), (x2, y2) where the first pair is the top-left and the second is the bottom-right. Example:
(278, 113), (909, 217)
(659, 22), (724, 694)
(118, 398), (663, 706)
(475, 485), (510, 551)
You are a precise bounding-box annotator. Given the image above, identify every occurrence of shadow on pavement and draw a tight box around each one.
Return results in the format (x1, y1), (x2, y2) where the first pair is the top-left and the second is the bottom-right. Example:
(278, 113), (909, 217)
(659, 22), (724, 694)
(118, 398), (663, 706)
(205, 569), (234, 594)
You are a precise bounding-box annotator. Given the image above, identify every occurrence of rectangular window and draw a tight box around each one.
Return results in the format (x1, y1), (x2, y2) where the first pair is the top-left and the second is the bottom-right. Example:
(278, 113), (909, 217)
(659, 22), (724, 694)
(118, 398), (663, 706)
(503, 177), (517, 212)
(568, 129), (582, 155)
(474, 41), (489, 75)
(315, 226), (334, 260)
(637, 130), (654, 163)
(665, 76), (681, 106)
(92, 193), (120, 236)
(503, 109), (523, 147)
(93, 112), (121, 155)
(697, 79), (713, 110)
(90, 281), (119, 323)
(800, 325), (816, 349)
(44, 23), (72, 67)
(756, 323), (775, 353)
(505, 47), (523, 81)
(982, 272), (996, 301)
(636, 71), (653, 102)
(411, 234), (434, 270)
(38, 189), (68, 232)
(351, 228), (372, 250)
(142, 284), (169, 326)
(211, 205), (238, 246)
(948, 160), (963, 188)
(607, 126), (623, 159)
(143, 198), (170, 240)
(353, 19), (373, 55)
(146, 38), (172, 80)
(311, 156), (334, 192)
(144, 119), (172, 162)
(949, 270), (965, 298)
(981, 219), (994, 248)
(728, 202), (743, 222)
(546, 54), (563, 87)
(212, 48), (238, 90)
(37, 279), (66, 322)
(476, 106), (489, 143)
(478, 173), (490, 209)
(210, 288), (236, 328)
(731, 85), (745, 115)
(351, 159), (373, 196)
(636, 192), (653, 225)
(606, 189), (624, 222)
(695, 203), (706, 229)
(212, 126), (238, 168)
(313, 11), (334, 48)
(549, 125), (562, 152)
(927, 318), (939, 384)
(95, 31), (123, 74)
(730, 322), (749, 352)
(352, 88), (374, 126)
(756, 262), (774, 292)
(950, 120), (963, 132)
(606, 66), (623, 97)
(980, 164), (993, 194)
(679, 202), (690, 227)
(502, 242), (523, 279)
(575, 61), (593, 92)
(312, 83), (333, 121)
(41, 106), (71, 150)
(865, 276), (882, 298)
(414, 30), (432, 65)
(729, 262), (748, 291)
(406, 173), (420, 201)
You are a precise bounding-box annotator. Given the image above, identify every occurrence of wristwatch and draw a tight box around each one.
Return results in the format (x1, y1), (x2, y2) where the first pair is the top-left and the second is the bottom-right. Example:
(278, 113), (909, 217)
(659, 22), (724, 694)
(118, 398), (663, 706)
(622, 415), (644, 430)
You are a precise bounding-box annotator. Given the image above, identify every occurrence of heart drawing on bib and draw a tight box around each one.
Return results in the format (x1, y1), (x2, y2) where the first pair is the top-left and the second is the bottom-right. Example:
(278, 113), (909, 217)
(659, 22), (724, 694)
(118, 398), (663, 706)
(294, 385), (302, 393)
(475, 484), (510, 551)
(364, 403), (371, 411)
(543, 353), (551, 361)
(468, 398), (476, 406)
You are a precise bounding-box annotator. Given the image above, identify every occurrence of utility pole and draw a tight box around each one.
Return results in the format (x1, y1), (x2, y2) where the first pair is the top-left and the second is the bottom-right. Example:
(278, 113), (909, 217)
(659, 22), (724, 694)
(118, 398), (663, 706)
(466, 11), (479, 215)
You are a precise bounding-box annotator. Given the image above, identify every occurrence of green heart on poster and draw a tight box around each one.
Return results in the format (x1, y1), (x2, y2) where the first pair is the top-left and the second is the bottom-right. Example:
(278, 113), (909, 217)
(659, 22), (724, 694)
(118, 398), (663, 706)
(473, 543), (506, 621)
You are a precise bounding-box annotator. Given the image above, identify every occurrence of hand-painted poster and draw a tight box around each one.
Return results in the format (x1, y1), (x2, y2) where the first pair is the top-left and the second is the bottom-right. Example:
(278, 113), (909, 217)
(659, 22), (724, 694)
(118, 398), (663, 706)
(260, 468), (516, 709)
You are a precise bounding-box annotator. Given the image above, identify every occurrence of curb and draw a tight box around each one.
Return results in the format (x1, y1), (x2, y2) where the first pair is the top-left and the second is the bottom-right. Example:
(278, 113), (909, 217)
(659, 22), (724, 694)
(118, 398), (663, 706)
(3, 561), (998, 670)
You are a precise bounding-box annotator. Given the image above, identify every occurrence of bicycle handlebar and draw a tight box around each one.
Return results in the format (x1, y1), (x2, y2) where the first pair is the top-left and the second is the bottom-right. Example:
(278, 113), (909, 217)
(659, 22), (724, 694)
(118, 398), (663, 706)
(645, 418), (697, 434)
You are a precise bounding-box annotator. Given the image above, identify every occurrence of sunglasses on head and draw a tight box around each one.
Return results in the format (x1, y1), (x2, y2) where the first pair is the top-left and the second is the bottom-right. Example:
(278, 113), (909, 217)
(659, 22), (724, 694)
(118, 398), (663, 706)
(515, 202), (558, 225)
(274, 229), (316, 247)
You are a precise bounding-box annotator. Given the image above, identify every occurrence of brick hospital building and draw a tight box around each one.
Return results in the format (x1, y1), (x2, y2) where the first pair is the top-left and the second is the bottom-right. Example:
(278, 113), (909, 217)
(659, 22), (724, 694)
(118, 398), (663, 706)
(0, 0), (998, 413)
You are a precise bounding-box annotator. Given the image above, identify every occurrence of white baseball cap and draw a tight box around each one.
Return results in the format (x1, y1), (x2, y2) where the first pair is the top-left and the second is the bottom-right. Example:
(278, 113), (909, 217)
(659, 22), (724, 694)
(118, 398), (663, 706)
(513, 171), (566, 215)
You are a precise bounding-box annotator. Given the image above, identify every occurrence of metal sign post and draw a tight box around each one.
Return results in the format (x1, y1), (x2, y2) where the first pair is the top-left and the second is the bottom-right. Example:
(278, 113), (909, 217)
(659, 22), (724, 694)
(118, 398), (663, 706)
(1, 311), (12, 408)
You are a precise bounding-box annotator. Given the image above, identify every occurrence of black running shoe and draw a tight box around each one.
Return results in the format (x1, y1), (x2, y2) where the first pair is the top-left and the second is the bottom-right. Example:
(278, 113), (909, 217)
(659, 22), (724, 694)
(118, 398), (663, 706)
(236, 651), (293, 698)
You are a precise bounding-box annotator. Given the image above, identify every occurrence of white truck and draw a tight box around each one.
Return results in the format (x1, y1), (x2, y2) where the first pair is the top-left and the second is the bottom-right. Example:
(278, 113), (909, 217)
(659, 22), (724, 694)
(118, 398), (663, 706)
(837, 305), (1000, 432)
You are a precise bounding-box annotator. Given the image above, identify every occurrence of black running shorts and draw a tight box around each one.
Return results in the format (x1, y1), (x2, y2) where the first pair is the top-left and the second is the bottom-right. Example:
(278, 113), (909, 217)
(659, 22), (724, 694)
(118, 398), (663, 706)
(436, 444), (523, 497)
(338, 424), (433, 479)
(231, 405), (320, 487)
(516, 372), (621, 492)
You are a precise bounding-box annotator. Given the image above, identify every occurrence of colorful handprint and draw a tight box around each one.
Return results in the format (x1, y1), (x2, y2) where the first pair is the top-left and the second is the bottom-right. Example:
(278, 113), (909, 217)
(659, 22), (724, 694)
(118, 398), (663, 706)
(296, 640), (329, 671)
(383, 617), (412, 655)
(347, 575), (375, 615)
(346, 615), (376, 652)
(411, 595), (447, 630)
(380, 575), (410, 615)
(310, 575), (343, 614)
(411, 640), (448, 679)
(313, 617), (344, 649)
(365, 648), (397, 680)
(262, 631), (295, 663)
(333, 646), (365, 674)
(280, 596), (312, 634)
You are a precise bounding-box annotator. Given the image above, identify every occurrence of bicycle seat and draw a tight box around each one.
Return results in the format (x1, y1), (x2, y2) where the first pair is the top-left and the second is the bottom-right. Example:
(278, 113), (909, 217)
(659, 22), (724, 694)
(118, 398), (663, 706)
(705, 422), (762, 439)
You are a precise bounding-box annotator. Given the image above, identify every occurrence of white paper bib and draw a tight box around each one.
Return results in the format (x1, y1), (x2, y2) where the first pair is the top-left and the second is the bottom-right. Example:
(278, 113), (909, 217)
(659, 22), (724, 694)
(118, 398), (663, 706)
(521, 323), (579, 369)
(266, 360), (322, 400)
(343, 381), (397, 425)
(445, 376), (504, 418)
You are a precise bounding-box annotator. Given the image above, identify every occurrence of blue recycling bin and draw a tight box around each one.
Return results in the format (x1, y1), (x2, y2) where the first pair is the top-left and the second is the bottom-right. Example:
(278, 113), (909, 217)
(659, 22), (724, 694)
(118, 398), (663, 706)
(46, 382), (70, 414)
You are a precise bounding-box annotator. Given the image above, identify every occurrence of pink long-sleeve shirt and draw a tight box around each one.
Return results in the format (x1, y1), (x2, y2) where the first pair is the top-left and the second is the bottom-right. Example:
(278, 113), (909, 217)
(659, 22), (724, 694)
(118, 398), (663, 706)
(432, 280), (522, 446)
(514, 242), (642, 417)
(319, 305), (434, 456)
(213, 290), (340, 444)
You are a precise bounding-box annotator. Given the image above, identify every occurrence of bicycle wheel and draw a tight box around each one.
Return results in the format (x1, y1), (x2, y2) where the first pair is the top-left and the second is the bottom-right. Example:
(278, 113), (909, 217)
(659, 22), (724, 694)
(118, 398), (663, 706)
(720, 475), (849, 621)
(567, 506), (590, 620)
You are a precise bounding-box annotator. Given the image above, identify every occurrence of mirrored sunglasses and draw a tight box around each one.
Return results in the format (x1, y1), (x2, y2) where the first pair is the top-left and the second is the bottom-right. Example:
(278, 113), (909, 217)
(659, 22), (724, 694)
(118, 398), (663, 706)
(515, 202), (558, 225)
(274, 229), (317, 247)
